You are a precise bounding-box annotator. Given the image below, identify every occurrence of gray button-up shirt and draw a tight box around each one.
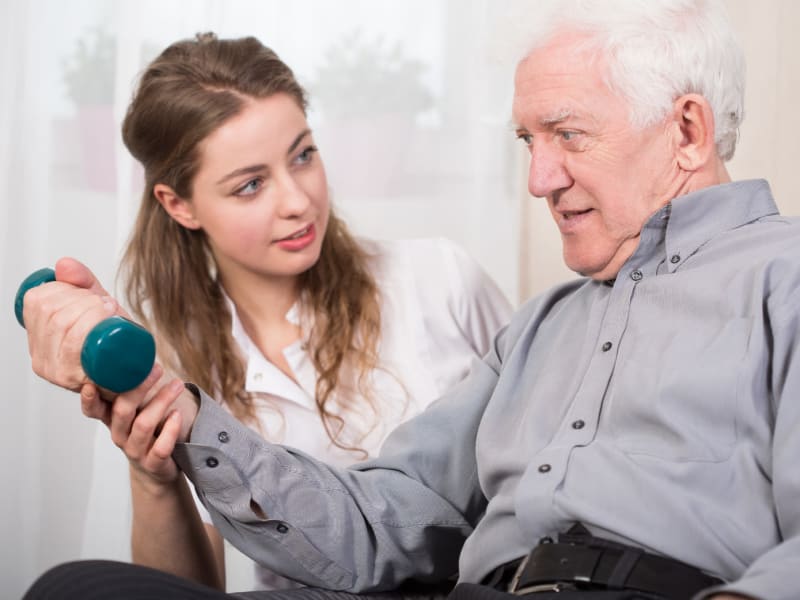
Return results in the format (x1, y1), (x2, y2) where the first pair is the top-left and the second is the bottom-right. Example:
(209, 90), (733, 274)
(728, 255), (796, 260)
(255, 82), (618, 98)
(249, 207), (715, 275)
(175, 180), (800, 600)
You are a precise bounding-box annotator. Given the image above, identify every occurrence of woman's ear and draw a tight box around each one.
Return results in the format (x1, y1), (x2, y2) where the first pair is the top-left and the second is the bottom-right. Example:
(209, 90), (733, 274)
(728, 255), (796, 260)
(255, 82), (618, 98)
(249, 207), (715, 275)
(153, 183), (201, 230)
(670, 93), (716, 172)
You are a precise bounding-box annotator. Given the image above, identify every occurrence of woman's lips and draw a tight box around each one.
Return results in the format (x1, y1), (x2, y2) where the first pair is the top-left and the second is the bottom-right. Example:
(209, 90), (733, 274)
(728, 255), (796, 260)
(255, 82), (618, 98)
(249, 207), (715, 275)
(275, 224), (316, 250)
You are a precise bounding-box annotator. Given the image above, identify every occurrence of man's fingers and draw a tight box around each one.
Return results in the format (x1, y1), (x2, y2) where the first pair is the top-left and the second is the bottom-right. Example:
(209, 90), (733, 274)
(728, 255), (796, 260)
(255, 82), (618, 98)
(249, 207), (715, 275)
(26, 290), (117, 389)
(54, 258), (134, 321)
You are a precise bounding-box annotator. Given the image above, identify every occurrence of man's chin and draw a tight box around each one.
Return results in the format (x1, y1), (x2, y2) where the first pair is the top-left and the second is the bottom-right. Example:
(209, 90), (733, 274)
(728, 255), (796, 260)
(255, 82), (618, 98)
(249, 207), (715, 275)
(567, 261), (619, 283)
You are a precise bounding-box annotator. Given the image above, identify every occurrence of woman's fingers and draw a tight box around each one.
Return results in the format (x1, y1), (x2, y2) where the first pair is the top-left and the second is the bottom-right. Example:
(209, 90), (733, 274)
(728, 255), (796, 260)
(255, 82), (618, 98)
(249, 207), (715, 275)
(108, 364), (164, 449)
(80, 383), (111, 426)
(150, 410), (182, 461)
(125, 378), (186, 483)
(125, 378), (182, 454)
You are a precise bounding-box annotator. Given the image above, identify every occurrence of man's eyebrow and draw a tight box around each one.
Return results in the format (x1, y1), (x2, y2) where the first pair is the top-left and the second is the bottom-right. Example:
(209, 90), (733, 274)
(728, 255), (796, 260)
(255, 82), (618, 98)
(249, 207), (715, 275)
(540, 109), (573, 126)
(509, 117), (526, 133)
(508, 109), (574, 132)
(215, 129), (313, 185)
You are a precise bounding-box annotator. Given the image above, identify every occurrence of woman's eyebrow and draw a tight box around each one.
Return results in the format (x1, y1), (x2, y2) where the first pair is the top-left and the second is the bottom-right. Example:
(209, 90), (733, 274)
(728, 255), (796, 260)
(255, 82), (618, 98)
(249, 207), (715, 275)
(216, 164), (267, 185)
(287, 129), (312, 155)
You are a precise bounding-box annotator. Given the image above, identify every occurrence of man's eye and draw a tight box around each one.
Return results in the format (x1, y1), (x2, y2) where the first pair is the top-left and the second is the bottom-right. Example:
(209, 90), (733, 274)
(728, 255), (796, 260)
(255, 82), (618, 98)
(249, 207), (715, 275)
(559, 130), (580, 142)
(516, 133), (533, 145)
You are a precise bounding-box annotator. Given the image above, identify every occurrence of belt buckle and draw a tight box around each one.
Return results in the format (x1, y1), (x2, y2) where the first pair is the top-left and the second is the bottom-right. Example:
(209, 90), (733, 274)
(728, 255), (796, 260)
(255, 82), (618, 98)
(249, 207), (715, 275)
(507, 554), (576, 595)
(511, 582), (573, 595)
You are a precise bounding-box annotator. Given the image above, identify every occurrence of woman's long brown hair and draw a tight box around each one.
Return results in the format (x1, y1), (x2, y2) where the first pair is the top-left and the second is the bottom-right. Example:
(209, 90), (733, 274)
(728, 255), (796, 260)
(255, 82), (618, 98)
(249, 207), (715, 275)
(119, 33), (381, 452)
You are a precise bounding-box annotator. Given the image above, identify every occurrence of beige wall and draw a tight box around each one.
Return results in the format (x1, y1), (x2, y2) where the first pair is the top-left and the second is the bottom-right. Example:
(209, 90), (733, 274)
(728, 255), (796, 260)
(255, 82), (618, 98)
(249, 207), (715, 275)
(519, 0), (800, 302)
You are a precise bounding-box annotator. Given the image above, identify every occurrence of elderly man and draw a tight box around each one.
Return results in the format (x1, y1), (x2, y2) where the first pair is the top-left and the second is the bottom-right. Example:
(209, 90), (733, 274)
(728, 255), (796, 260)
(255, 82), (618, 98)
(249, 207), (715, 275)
(22, 1), (797, 599)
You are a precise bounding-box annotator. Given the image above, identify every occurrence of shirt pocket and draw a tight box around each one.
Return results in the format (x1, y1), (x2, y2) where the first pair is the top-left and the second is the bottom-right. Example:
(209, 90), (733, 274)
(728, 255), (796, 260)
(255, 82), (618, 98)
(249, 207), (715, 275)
(605, 317), (749, 462)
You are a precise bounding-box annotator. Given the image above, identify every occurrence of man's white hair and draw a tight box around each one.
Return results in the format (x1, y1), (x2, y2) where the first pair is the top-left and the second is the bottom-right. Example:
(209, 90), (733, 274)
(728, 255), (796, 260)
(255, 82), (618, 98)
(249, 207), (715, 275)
(519, 0), (745, 161)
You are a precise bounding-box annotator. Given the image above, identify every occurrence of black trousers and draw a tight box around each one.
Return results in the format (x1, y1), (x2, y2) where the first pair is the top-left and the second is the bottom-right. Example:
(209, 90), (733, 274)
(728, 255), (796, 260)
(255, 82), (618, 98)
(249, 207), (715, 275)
(23, 561), (665, 600)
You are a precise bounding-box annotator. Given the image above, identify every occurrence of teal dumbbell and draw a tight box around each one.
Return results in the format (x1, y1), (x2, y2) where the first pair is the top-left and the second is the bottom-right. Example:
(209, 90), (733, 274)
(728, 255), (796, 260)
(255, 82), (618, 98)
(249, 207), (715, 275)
(15, 267), (156, 394)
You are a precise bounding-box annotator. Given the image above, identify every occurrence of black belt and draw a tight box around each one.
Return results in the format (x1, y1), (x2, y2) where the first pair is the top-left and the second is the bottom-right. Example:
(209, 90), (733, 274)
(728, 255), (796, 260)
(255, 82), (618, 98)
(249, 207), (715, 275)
(485, 524), (723, 599)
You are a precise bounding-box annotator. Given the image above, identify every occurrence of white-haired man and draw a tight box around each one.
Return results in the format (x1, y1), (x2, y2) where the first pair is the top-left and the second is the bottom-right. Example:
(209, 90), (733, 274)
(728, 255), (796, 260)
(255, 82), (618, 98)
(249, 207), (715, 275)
(22, 1), (795, 599)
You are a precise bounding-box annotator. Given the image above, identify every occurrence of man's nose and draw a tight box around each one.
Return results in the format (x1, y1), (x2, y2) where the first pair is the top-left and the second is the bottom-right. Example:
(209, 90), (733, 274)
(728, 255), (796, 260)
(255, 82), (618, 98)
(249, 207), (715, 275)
(527, 144), (572, 198)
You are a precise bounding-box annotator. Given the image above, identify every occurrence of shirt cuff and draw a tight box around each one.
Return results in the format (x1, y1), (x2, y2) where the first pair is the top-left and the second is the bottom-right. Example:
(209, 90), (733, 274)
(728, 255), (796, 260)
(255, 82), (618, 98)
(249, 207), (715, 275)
(171, 385), (355, 590)
(173, 386), (259, 521)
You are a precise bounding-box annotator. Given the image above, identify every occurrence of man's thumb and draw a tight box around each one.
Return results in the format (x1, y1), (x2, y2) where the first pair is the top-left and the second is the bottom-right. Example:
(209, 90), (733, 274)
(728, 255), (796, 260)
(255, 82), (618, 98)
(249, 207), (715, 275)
(54, 257), (109, 296)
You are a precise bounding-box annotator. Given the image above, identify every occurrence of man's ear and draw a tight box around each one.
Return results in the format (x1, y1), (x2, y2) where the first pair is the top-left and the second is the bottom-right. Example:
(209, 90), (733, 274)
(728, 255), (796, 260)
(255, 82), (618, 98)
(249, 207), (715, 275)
(153, 183), (201, 230)
(670, 93), (716, 172)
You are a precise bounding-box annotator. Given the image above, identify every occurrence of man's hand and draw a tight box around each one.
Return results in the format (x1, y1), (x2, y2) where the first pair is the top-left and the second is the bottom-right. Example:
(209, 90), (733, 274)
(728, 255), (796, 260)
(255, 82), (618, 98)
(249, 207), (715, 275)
(23, 257), (131, 394)
(25, 256), (201, 476)
(54, 257), (112, 298)
(24, 280), (118, 392)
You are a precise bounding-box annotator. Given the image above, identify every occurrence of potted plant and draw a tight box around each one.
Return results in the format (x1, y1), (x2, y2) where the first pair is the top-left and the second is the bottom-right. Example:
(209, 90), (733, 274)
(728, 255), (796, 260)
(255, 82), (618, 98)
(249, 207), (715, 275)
(62, 28), (117, 192)
(309, 30), (434, 197)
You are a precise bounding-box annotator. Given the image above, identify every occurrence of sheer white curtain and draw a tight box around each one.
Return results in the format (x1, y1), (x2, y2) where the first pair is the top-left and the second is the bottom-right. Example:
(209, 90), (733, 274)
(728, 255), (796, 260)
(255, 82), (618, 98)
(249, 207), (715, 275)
(3, 0), (798, 596)
(2, 1), (523, 595)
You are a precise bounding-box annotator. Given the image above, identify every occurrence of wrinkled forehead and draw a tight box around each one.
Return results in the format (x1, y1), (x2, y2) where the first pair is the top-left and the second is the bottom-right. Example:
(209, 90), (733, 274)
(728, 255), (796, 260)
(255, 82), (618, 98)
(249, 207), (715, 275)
(511, 33), (610, 124)
(514, 29), (607, 88)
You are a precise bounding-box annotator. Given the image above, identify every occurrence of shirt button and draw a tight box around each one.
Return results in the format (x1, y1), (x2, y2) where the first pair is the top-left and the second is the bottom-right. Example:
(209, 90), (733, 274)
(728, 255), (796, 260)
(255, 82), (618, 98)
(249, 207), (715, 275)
(254, 372), (263, 381)
(571, 420), (585, 430)
(538, 464), (551, 473)
(205, 457), (219, 468)
(218, 431), (229, 443)
(601, 341), (612, 352)
(276, 523), (289, 534)
(670, 254), (681, 264)
(630, 269), (643, 281)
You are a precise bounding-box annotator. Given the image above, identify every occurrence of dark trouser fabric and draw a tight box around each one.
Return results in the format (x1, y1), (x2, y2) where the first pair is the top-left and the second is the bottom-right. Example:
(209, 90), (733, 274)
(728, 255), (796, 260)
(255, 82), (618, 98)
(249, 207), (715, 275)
(23, 561), (232, 600)
(22, 560), (449, 600)
(22, 561), (665, 600)
(448, 583), (667, 600)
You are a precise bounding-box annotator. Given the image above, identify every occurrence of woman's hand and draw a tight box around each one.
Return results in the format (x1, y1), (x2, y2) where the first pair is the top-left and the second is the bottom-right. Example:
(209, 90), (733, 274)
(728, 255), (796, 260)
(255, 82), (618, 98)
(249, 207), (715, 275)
(82, 367), (190, 485)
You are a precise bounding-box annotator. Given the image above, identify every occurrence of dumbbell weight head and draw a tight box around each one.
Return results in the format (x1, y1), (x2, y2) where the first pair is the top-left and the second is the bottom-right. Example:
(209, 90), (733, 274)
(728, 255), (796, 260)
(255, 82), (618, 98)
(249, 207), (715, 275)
(14, 267), (57, 328)
(15, 267), (156, 394)
(80, 315), (156, 393)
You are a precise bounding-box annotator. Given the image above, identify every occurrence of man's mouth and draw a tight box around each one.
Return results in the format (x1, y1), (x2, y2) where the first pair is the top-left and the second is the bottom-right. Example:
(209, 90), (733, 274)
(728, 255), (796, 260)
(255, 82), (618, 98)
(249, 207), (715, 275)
(562, 209), (592, 220)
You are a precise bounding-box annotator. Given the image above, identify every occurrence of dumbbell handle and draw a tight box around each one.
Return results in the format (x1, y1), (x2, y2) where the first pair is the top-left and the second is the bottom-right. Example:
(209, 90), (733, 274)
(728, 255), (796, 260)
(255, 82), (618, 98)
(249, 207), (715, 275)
(15, 268), (156, 394)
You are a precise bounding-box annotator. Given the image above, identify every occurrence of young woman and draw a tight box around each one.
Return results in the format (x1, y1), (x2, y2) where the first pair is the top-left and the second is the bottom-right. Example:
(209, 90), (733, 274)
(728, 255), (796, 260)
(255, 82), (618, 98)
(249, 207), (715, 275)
(50, 32), (511, 593)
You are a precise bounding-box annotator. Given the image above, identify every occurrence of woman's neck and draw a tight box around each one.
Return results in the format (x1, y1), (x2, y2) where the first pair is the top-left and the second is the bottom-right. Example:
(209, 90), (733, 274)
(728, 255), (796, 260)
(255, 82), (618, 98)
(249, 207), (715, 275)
(221, 270), (300, 329)
(219, 269), (304, 380)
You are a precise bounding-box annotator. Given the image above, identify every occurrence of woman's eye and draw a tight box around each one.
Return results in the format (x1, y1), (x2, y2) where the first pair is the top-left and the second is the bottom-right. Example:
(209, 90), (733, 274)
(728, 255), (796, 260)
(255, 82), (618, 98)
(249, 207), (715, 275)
(295, 145), (318, 165)
(236, 178), (262, 196)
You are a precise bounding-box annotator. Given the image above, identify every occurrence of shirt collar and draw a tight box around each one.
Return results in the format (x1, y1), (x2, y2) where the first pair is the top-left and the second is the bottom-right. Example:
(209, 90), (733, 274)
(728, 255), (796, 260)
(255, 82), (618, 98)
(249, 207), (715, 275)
(224, 291), (317, 409)
(667, 179), (777, 264)
(633, 179), (778, 274)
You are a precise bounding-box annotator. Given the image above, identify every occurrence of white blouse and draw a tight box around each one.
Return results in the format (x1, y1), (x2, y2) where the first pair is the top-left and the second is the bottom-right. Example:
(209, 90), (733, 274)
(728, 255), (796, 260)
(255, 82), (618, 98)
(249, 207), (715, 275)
(194, 237), (513, 589)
